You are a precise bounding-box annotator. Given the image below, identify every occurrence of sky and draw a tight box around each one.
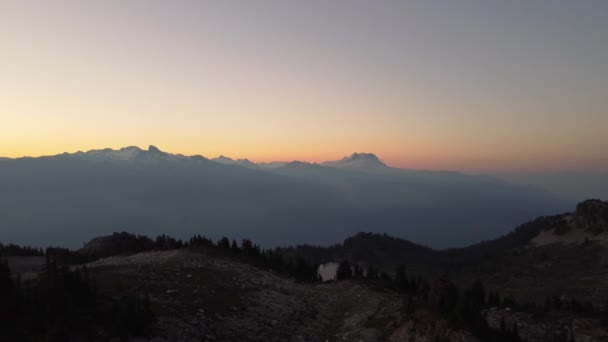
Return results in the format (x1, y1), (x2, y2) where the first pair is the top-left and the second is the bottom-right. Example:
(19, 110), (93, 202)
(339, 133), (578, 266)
(1, 0), (607, 172)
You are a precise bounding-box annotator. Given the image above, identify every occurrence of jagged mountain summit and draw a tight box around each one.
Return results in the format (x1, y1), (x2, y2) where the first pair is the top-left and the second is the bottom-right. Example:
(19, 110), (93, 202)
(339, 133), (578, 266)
(212, 155), (259, 169)
(321, 152), (388, 170)
(82, 145), (146, 160)
(66, 145), (194, 162)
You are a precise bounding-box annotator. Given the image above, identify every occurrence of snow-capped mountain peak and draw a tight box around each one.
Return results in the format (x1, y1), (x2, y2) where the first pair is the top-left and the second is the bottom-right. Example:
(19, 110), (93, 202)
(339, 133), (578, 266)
(321, 152), (388, 169)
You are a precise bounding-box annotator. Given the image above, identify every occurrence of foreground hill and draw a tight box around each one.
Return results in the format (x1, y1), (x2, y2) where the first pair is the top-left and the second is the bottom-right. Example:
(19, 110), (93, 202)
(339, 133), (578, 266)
(0, 146), (570, 249)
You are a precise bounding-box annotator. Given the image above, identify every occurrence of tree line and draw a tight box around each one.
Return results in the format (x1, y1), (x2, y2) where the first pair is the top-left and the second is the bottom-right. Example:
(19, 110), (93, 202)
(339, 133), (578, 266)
(2, 231), (322, 284)
(329, 259), (608, 341)
(0, 251), (153, 341)
(0, 242), (44, 257)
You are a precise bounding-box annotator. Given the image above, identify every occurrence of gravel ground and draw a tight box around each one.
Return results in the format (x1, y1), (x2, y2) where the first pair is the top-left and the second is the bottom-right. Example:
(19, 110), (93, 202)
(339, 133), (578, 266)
(87, 249), (404, 342)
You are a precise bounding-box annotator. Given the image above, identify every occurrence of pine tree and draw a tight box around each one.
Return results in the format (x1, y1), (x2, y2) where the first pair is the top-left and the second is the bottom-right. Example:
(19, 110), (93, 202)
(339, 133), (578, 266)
(394, 264), (409, 290)
(241, 239), (256, 254)
(231, 240), (240, 253)
(336, 260), (352, 280)
(217, 237), (230, 249)
(353, 264), (363, 277)
(471, 280), (486, 306)
(0, 257), (13, 296)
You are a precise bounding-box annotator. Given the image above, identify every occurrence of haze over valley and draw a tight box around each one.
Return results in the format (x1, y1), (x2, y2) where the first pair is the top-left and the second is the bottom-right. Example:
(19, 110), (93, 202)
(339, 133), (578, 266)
(0, 145), (572, 249)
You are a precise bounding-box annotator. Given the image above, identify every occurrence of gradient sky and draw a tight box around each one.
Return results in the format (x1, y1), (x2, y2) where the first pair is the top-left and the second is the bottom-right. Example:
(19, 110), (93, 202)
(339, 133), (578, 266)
(1, 1), (607, 172)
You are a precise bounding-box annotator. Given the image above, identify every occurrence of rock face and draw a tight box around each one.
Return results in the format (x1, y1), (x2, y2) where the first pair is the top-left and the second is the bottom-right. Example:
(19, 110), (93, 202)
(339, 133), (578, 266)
(530, 199), (608, 246)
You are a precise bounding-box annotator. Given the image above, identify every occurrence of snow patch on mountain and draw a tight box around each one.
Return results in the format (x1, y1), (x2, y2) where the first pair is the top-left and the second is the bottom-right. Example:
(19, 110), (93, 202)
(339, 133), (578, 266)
(321, 153), (388, 170)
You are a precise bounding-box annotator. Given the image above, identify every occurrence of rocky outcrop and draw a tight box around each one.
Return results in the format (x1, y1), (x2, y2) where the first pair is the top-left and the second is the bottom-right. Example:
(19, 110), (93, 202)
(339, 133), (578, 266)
(576, 199), (608, 235)
(79, 232), (155, 260)
(531, 200), (608, 246)
(485, 307), (608, 342)
(389, 310), (479, 342)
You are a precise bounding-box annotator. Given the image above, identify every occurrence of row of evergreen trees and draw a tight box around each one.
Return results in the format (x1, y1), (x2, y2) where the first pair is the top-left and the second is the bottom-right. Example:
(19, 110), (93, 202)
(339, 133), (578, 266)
(209, 236), (319, 282)
(3, 231), (322, 285)
(0, 242), (44, 256)
(337, 260), (528, 340)
(0, 232), (322, 340)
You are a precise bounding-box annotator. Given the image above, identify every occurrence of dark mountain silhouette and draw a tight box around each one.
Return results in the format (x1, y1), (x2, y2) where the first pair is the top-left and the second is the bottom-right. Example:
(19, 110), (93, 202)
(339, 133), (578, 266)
(0, 146), (571, 249)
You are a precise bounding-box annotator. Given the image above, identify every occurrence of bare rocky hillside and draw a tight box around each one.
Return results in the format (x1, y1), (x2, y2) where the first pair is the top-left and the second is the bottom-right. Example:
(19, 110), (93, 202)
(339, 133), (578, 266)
(86, 248), (409, 341)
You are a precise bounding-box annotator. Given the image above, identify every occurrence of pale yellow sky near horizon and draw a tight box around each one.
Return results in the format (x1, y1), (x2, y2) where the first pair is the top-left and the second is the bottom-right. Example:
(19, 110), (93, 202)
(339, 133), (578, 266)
(1, 1), (607, 172)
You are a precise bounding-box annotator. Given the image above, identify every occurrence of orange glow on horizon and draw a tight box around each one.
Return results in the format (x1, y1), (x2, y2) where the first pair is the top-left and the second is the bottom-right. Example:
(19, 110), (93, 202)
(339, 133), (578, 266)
(1, 143), (605, 174)
(2, 2), (607, 174)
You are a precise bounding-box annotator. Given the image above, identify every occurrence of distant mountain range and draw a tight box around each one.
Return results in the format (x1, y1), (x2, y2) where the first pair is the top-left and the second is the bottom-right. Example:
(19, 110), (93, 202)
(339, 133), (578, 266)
(0, 145), (572, 248)
(211, 151), (388, 171)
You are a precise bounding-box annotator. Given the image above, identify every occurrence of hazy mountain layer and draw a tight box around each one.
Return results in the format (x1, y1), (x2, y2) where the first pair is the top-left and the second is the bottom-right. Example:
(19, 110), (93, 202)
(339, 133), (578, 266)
(496, 170), (608, 202)
(0, 146), (571, 248)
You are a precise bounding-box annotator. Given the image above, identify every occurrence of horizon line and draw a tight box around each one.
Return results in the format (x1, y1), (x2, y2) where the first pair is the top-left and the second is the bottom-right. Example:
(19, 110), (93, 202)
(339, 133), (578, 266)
(2, 144), (606, 175)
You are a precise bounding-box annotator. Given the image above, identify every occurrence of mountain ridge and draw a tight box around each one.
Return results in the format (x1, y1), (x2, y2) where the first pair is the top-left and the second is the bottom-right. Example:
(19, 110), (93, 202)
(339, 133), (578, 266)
(2, 146), (393, 172)
(0, 145), (572, 249)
